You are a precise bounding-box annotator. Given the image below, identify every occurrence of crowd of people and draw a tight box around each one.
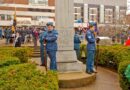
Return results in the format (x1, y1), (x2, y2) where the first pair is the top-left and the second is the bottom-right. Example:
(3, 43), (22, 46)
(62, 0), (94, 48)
(1, 22), (130, 73)
(0, 24), (58, 71)
(99, 26), (130, 44)
(0, 26), (47, 47)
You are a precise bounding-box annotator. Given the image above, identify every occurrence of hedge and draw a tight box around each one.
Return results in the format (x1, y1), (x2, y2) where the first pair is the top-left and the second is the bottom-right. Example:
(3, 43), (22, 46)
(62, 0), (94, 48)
(80, 44), (130, 90)
(118, 61), (130, 90)
(0, 47), (59, 90)
(0, 57), (20, 68)
(0, 63), (59, 90)
(0, 47), (33, 63)
(97, 45), (130, 69)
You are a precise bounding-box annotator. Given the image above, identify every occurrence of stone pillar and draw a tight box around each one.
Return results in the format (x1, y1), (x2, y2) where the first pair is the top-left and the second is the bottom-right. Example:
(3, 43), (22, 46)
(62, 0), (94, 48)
(84, 4), (89, 23)
(100, 5), (105, 23)
(115, 6), (120, 22)
(55, 0), (83, 72)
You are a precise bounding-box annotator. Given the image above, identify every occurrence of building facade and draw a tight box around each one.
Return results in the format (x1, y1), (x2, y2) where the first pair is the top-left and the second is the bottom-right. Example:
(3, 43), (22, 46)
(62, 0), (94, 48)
(0, 0), (127, 26)
(74, 0), (127, 25)
(0, 0), (54, 26)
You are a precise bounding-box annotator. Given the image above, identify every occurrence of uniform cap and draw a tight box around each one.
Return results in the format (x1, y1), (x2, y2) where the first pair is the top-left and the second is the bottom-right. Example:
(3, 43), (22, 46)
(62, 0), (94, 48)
(89, 21), (96, 27)
(46, 22), (53, 26)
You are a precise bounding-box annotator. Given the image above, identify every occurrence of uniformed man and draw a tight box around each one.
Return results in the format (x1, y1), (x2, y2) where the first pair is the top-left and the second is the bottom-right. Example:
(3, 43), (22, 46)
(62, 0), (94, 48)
(4, 27), (12, 44)
(41, 22), (58, 70)
(0, 27), (2, 39)
(74, 29), (81, 60)
(86, 22), (96, 74)
(39, 28), (47, 66)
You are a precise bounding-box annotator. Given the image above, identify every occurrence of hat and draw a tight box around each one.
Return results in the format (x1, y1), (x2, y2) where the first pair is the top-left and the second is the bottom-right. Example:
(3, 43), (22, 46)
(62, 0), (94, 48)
(89, 21), (96, 27)
(46, 22), (53, 26)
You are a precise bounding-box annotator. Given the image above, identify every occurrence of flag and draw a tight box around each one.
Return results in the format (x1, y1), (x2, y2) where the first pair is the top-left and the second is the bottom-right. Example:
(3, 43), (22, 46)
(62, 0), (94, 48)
(12, 8), (17, 32)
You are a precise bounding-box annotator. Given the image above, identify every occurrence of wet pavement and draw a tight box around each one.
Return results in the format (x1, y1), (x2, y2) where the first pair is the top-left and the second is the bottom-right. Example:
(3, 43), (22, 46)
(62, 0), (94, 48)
(60, 67), (122, 90)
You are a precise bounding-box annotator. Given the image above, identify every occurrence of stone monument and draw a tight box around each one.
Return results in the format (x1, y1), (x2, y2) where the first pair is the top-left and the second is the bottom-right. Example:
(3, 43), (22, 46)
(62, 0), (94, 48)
(55, 0), (83, 72)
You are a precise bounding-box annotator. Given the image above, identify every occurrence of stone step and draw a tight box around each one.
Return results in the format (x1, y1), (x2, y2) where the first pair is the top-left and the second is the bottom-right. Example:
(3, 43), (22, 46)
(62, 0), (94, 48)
(31, 54), (41, 57)
(58, 72), (96, 88)
(34, 49), (40, 52)
(33, 52), (40, 54)
(57, 61), (83, 72)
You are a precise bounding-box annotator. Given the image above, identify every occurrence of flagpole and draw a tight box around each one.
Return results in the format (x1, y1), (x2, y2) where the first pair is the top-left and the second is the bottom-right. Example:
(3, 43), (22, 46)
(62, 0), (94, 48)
(12, 0), (16, 33)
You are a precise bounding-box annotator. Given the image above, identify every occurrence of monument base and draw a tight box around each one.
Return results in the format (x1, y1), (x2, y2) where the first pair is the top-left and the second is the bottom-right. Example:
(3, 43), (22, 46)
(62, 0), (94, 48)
(57, 50), (84, 72)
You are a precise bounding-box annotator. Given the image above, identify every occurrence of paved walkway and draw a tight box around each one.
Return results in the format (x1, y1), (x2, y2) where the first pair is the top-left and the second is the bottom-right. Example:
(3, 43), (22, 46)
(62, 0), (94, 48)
(32, 57), (121, 90)
(0, 39), (40, 47)
(1, 39), (122, 90)
(60, 67), (121, 90)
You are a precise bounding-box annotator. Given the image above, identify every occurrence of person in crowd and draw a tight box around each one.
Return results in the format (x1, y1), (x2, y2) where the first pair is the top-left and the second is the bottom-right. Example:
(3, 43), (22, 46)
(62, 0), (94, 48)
(0, 27), (2, 39)
(21, 27), (27, 44)
(74, 29), (81, 60)
(77, 26), (83, 34)
(4, 27), (12, 44)
(86, 22), (96, 74)
(24, 27), (30, 44)
(14, 32), (22, 47)
(16, 27), (20, 33)
(27, 27), (33, 43)
(32, 27), (39, 49)
(112, 35), (116, 44)
(41, 22), (58, 70)
(120, 32), (125, 45)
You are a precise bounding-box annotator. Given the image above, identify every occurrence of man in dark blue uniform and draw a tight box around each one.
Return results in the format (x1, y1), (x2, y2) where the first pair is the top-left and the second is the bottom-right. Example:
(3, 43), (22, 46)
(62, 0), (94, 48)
(86, 22), (96, 74)
(0, 27), (2, 39)
(39, 28), (47, 66)
(4, 28), (12, 44)
(41, 22), (58, 70)
(74, 30), (81, 60)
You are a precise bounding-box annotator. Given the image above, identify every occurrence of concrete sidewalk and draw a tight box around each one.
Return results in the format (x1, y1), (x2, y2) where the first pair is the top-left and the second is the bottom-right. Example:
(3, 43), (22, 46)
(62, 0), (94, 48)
(60, 67), (121, 90)
(0, 39), (40, 47)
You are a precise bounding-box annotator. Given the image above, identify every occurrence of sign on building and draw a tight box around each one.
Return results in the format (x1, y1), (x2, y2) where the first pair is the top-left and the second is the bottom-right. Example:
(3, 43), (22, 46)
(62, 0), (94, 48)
(127, 0), (130, 15)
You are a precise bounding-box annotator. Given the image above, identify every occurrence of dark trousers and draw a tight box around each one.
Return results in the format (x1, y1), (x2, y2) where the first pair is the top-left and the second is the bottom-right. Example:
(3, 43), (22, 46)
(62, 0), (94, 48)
(40, 44), (44, 65)
(86, 50), (95, 72)
(47, 51), (57, 71)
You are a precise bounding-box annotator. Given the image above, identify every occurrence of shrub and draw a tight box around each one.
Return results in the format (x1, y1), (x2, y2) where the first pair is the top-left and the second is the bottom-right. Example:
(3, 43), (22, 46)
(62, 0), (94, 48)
(80, 44), (87, 59)
(0, 63), (59, 90)
(0, 57), (20, 68)
(13, 48), (29, 63)
(118, 61), (130, 90)
(97, 45), (130, 69)
(79, 44), (130, 90)
(0, 47), (58, 90)
(0, 47), (33, 63)
(0, 47), (15, 57)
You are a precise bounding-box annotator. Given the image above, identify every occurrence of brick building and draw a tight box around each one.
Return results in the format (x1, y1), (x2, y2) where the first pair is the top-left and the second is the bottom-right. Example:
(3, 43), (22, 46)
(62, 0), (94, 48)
(0, 0), (55, 26)
(0, 0), (127, 26)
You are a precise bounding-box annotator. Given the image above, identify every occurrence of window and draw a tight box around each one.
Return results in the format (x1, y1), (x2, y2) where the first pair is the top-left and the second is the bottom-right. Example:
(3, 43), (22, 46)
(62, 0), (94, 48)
(7, 15), (12, 20)
(74, 7), (81, 13)
(0, 14), (5, 20)
(89, 8), (98, 22)
(74, 7), (82, 21)
(29, 0), (48, 5)
(119, 10), (126, 24)
(75, 14), (77, 20)
(105, 9), (114, 23)
(75, 8), (77, 13)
